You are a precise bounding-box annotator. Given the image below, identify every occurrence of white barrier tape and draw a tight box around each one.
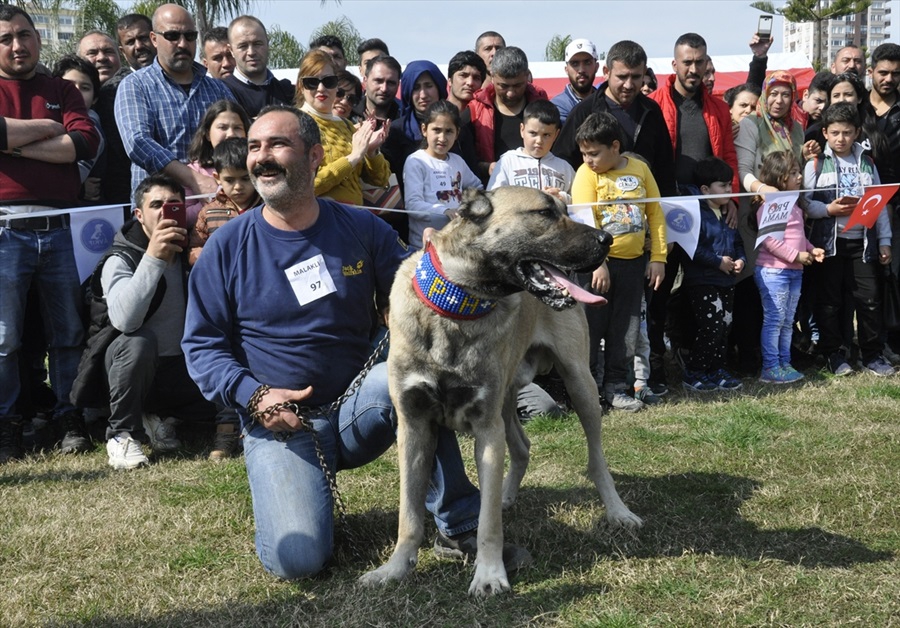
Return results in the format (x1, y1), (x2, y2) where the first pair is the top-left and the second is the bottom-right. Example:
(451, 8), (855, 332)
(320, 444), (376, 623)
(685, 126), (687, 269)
(0, 193), (214, 221)
(3, 184), (895, 221)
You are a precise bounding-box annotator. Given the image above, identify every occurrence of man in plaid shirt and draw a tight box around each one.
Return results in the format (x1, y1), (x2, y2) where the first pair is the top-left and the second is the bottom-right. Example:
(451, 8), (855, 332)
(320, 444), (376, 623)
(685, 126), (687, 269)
(114, 3), (233, 200)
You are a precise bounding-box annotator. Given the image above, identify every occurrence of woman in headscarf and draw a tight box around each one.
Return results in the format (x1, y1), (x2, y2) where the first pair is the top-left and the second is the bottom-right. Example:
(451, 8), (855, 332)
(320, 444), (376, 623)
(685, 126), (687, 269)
(382, 60), (448, 192)
(293, 49), (390, 205)
(736, 70), (819, 196)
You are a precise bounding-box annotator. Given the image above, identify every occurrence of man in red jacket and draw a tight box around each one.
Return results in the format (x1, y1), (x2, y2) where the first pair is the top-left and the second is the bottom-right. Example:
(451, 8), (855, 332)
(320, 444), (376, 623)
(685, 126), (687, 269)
(461, 46), (548, 184)
(649, 32), (739, 192)
(645, 32), (739, 400)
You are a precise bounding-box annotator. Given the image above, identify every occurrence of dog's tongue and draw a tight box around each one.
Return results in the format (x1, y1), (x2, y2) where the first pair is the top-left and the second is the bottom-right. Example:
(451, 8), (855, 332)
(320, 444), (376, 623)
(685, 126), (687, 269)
(541, 263), (607, 306)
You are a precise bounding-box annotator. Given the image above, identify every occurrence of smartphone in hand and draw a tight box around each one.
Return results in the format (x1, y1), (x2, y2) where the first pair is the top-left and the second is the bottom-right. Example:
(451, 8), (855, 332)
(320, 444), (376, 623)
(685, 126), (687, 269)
(161, 200), (188, 248)
(757, 15), (773, 43)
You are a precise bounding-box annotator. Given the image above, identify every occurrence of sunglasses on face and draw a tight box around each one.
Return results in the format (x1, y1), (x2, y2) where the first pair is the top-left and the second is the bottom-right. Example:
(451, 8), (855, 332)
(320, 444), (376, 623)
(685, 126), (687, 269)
(335, 88), (358, 104)
(154, 30), (199, 42)
(301, 75), (339, 90)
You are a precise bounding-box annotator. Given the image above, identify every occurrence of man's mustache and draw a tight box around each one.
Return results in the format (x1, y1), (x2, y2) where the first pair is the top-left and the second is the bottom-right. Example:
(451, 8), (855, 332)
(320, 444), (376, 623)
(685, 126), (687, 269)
(252, 162), (287, 177)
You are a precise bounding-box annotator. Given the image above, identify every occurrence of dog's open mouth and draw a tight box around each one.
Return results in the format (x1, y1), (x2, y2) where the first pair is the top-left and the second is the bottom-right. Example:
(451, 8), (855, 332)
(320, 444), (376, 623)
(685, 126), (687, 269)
(516, 261), (607, 311)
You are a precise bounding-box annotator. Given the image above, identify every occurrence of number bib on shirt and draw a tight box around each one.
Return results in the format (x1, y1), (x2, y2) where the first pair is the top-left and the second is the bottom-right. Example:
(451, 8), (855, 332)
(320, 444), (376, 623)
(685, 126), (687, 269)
(284, 254), (337, 306)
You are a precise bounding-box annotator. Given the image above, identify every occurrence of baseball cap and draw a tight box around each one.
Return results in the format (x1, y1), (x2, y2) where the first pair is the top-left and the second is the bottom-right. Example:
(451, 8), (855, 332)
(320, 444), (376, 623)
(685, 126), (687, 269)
(565, 39), (598, 63)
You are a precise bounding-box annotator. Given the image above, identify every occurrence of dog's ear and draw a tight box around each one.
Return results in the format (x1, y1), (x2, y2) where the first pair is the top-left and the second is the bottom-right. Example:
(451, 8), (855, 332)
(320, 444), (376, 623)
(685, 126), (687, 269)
(549, 193), (567, 216)
(457, 188), (494, 222)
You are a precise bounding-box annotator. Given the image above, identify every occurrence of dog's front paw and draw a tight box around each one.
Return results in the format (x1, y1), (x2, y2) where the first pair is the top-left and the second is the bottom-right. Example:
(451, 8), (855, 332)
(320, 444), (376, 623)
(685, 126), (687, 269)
(358, 556), (417, 587)
(468, 562), (510, 597)
(607, 507), (644, 530)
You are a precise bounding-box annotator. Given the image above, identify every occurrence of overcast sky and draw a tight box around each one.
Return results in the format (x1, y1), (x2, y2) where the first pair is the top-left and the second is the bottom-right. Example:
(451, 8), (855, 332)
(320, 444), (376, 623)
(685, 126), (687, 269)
(248, 0), (900, 65)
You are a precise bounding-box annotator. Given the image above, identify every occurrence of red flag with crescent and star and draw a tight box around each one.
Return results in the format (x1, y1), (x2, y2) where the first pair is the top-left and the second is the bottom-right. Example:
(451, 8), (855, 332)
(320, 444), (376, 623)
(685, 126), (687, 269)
(843, 185), (900, 232)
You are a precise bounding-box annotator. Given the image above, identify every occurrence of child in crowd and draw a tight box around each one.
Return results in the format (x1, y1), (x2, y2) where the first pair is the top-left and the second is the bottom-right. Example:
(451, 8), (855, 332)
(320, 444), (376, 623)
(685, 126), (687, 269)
(803, 102), (895, 376)
(487, 100), (575, 203)
(403, 100), (483, 249)
(753, 151), (824, 384)
(572, 112), (667, 412)
(189, 137), (260, 266)
(189, 136), (260, 460)
(488, 99), (576, 417)
(52, 55), (105, 201)
(681, 157), (746, 392)
(185, 100), (251, 225)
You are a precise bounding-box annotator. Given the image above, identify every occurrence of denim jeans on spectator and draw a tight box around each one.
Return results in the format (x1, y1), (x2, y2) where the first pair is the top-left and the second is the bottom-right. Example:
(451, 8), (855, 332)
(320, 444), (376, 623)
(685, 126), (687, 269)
(755, 266), (803, 370)
(242, 361), (480, 580)
(0, 226), (84, 418)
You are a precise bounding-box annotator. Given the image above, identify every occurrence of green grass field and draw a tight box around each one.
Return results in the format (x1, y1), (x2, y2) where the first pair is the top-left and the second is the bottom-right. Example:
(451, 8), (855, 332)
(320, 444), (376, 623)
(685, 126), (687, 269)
(1, 372), (898, 627)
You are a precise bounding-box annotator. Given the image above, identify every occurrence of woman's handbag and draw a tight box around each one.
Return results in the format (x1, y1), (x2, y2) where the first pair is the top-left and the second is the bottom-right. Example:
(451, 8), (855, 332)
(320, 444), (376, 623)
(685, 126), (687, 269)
(362, 173), (404, 214)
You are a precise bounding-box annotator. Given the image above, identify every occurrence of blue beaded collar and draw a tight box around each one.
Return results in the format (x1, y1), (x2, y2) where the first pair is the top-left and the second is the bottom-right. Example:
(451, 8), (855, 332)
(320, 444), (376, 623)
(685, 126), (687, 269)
(412, 244), (497, 320)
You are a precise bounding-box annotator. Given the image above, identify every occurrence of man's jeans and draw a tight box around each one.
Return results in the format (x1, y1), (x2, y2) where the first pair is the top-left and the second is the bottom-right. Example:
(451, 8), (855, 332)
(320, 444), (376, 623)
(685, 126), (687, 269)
(242, 362), (480, 580)
(0, 226), (83, 418)
(755, 267), (802, 370)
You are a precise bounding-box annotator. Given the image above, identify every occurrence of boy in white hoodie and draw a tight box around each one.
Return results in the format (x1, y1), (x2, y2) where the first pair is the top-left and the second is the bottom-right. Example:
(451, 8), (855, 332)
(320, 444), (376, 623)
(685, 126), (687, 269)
(487, 99), (575, 202)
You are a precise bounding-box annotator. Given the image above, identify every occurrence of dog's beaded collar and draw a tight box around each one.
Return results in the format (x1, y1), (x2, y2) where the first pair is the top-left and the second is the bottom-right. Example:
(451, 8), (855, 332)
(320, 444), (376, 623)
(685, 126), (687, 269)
(412, 244), (497, 320)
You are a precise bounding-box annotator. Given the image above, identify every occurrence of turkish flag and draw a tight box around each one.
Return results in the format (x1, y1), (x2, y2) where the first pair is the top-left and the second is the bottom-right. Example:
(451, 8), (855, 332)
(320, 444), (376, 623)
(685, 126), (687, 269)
(842, 184), (900, 232)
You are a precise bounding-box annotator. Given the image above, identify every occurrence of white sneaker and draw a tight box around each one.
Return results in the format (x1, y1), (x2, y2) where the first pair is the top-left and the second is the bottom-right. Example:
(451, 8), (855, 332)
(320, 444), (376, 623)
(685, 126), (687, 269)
(142, 414), (181, 452)
(107, 435), (149, 470)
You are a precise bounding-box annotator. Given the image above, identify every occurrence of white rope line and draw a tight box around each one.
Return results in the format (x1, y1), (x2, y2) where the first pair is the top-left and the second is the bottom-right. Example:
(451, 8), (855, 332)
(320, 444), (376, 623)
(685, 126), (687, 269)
(2, 184), (895, 221)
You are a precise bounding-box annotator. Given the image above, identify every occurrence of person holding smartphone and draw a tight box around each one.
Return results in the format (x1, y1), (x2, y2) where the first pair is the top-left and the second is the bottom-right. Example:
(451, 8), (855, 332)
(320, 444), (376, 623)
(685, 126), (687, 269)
(73, 174), (216, 469)
(802, 103), (895, 377)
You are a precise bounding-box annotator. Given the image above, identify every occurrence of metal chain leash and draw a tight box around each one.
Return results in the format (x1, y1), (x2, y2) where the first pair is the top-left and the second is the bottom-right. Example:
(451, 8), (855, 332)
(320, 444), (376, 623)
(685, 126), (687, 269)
(247, 331), (391, 556)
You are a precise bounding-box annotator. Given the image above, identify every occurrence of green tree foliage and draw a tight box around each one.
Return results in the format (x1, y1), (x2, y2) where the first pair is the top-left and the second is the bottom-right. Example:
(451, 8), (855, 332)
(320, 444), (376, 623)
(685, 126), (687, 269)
(76, 0), (120, 37)
(544, 34), (572, 62)
(128, 0), (168, 21)
(308, 15), (361, 65)
(268, 24), (305, 70)
(752, 0), (872, 70)
(124, 0), (254, 36)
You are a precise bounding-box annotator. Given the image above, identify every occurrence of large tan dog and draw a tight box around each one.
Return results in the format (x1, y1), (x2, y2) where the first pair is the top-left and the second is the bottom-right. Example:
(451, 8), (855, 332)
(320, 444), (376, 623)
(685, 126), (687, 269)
(359, 187), (643, 596)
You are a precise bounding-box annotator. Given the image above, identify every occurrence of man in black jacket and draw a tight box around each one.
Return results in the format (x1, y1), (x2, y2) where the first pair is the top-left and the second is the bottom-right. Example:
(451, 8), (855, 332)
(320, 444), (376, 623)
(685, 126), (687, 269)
(223, 16), (293, 118)
(554, 40), (676, 198)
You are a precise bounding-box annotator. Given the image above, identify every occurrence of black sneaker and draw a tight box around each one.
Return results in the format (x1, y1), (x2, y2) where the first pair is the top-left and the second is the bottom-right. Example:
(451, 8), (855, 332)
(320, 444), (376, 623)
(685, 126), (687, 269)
(58, 411), (92, 454)
(433, 529), (533, 575)
(827, 352), (853, 377)
(0, 418), (25, 464)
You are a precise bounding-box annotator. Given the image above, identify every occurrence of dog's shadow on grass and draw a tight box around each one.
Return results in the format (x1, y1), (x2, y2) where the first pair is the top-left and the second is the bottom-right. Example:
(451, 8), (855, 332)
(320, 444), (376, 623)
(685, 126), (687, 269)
(333, 470), (892, 577)
(505, 472), (892, 571)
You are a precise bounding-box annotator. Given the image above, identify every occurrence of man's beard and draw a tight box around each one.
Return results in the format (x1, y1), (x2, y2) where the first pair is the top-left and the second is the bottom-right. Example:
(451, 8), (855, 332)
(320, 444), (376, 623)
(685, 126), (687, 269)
(251, 161), (310, 210)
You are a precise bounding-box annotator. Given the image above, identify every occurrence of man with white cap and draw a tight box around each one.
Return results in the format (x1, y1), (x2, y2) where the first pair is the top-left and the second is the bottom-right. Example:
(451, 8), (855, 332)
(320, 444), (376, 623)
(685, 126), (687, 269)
(550, 38), (599, 124)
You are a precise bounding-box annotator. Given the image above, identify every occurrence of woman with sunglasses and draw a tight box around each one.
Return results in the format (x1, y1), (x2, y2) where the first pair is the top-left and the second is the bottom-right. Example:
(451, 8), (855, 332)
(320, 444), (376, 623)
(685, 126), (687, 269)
(294, 50), (390, 206)
(332, 70), (365, 124)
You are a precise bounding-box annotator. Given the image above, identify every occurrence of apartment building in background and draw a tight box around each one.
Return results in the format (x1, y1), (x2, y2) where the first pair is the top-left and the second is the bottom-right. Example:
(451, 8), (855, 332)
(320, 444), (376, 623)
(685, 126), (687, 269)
(28, 5), (79, 45)
(782, 0), (891, 67)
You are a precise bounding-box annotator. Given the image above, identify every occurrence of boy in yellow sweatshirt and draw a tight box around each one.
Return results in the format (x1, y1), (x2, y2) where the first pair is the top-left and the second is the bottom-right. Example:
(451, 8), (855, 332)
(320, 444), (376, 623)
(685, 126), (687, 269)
(572, 112), (667, 412)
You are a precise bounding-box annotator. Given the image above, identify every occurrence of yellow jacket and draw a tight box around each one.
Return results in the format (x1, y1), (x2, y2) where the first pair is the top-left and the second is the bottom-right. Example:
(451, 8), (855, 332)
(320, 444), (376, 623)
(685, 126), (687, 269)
(305, 107), (391, 205)
(572, 155), (666, 262)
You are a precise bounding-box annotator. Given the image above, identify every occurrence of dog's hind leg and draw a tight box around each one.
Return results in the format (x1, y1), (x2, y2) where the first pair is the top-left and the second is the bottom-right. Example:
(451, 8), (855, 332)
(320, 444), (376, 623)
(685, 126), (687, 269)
(557, 358), (644, 530)
(502, 391), (530, 510)
(359, 407), (437, 586)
